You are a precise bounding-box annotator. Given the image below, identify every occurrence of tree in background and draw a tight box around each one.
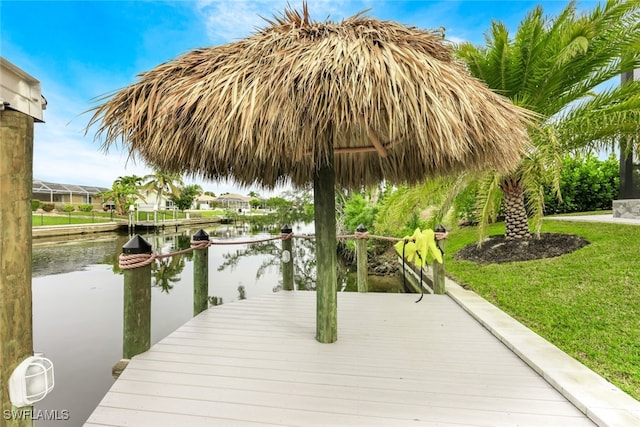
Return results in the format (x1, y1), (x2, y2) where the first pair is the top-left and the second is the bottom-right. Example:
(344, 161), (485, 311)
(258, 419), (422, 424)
(140, 171), (184, 211)
(170, 184), (203, 211)
(453, 0), (640, 241)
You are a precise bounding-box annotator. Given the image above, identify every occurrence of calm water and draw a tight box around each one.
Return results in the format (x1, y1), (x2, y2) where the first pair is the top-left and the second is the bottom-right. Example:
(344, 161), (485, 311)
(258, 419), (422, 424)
(30, 223), (403, 426)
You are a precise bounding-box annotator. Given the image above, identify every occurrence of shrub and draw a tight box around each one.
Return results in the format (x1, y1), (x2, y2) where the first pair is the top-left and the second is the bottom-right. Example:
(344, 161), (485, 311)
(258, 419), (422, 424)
(31, 200), (41, 211)
(453, 182), (479, 225)
(544, 154), (619, 214)
(343, 193), (378, 233)
(78, 204), (94, 212)
(61, 204), (75, 213)
(41, 203), (55, 212)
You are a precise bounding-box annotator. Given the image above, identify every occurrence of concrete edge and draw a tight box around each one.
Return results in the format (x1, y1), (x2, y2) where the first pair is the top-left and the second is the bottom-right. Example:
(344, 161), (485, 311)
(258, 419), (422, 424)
(444, 277), (640, 427)
(32, 222), (123, 238)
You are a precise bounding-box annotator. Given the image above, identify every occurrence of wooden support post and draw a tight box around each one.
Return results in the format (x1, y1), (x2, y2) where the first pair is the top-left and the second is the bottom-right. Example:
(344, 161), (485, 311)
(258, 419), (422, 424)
(122, 236), (152, 359)
(314, 149), (337, 343)
(433, 225), (447, 295)
(281, 225), (294, 291)
(193, 229), (210, 316)
(356, 224), (368, 293)
(1, 109), (35, 425)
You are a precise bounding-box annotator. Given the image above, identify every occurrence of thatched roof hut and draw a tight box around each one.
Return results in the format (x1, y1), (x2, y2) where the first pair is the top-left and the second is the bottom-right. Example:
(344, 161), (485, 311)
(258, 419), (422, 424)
(89, 5), (531, 343)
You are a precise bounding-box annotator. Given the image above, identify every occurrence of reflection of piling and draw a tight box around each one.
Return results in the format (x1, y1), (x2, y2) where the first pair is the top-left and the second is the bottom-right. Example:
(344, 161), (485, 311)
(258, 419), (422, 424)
(122, 235), (152, 360)
(192, 229), (209, 316)
(433, 225), (447, 295)
(281, 225), (294, 291)
(356, 224), (368, 293)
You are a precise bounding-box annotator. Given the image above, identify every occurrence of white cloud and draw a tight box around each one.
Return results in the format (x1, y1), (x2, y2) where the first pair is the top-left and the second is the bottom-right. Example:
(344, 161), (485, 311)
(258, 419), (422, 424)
(195, 0), (364, 43)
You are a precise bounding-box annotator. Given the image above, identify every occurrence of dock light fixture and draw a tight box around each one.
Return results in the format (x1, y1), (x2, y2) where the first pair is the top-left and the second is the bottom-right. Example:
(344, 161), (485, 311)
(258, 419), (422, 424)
(9, 354), (55, 408)
(280, 224), (293, 262)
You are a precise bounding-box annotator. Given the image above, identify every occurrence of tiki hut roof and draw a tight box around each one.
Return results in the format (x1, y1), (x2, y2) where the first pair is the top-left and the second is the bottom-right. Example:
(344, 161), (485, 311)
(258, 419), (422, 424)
(89, 5), (531, 189)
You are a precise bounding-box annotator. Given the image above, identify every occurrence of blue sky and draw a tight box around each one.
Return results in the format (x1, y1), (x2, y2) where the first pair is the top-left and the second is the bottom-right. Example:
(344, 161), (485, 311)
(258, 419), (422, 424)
(2, 0), (597, 195)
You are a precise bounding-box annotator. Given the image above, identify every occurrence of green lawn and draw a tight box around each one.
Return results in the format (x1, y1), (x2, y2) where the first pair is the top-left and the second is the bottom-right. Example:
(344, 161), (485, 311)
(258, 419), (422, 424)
(31, 213), (113, 226)
(444, 220), (640, 400)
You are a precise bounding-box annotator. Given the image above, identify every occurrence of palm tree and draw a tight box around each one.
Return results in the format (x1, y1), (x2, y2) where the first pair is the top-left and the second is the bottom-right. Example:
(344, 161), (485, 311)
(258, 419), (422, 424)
(454, 0), (640, 240)
(97, 175), (144, 215)
(140, 171), (183, 212)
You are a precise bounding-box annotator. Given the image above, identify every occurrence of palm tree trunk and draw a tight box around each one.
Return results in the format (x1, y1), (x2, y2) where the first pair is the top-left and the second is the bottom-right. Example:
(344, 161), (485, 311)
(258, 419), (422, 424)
(156, 188), (163, 212)
(501, 177), (530, 240)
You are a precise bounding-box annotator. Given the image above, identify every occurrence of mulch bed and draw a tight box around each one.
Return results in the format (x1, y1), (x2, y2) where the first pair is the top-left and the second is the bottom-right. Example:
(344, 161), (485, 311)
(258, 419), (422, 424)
(454, 233), (590, 264)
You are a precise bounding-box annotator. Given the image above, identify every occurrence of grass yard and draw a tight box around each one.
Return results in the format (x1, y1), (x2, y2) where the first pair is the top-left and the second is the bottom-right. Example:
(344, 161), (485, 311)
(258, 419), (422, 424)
(31, 213), (113, 226)
(444, 220), (640, 400)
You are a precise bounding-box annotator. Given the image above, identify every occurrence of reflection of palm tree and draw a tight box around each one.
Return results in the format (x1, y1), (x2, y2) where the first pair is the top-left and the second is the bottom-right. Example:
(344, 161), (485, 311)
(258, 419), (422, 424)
(174, 234), (194, 261)
(218, 238), (317, 291)
(152, 255), (186, 293)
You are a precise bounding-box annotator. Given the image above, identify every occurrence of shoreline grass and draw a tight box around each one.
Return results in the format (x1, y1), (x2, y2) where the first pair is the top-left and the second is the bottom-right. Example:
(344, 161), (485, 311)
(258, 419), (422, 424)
(444, 220), (640, 400)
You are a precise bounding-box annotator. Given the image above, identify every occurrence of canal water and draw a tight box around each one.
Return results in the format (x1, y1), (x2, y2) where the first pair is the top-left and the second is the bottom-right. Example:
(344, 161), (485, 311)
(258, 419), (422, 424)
(31, 224), (405, 426)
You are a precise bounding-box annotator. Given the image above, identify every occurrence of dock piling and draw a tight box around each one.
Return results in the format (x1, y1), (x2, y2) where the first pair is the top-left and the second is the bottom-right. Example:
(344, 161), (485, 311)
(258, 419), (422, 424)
(192, 229), (210, 316)
(356, 224), (368, 293)
(281, 225), (294, 291)
(122, 235), (152, 359)
(433, 224), (447, 295)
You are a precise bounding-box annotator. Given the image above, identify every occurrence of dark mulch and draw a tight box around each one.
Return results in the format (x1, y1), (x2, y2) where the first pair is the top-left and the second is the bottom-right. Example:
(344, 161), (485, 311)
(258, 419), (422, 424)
(454, 233), (590, 264)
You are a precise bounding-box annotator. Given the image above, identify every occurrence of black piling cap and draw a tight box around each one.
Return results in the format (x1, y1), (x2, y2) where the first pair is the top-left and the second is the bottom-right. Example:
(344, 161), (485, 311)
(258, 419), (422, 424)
(434, 224), (446, 233)
(193, 229), (210, 241)
(281, 224), (292, 234)
(356, 224), (367, 233)
(122, 234), (152, 254)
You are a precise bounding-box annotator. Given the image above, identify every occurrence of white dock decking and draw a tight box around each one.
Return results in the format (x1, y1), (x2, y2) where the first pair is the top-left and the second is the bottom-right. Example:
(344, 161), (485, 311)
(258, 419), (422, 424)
(85, 291), (598, 426)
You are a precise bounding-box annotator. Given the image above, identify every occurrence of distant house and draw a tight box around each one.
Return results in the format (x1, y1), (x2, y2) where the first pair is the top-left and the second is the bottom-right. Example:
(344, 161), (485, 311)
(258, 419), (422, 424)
(214, 193), (253, 211)
(32, 179), (108, 207)
(194, 194), (216, 210)
(135, 190), (174, 211)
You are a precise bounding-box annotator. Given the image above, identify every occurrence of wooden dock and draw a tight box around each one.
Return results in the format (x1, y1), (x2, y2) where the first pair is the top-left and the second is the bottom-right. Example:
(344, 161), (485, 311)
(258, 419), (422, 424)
(85, 292), (596, 426)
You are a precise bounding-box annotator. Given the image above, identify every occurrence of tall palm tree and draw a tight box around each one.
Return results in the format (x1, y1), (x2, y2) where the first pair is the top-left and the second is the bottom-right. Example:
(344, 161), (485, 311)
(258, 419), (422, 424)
(455, 0), (640, 240)
(140, 171), (183, 212)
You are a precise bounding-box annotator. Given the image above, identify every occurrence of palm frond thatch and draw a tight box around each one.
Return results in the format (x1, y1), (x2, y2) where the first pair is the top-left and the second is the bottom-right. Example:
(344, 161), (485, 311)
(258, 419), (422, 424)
(89, 5), (531, 189)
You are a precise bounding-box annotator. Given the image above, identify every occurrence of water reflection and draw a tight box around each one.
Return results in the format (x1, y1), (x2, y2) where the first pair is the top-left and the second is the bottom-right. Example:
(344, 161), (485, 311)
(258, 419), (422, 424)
(32, 236), (126, 277)
(217, 235), (319, 292)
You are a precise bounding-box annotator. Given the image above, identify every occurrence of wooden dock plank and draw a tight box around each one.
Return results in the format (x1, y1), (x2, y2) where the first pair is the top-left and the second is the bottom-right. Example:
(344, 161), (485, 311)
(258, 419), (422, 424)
(85, 292), (594, 426)
(118, 369), (582, 414)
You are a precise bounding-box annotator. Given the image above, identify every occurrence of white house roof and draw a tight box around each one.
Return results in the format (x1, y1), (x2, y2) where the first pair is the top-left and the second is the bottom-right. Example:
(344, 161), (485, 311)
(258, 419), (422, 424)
(0, 57), (46, 122)
(214, 193), (253, 203)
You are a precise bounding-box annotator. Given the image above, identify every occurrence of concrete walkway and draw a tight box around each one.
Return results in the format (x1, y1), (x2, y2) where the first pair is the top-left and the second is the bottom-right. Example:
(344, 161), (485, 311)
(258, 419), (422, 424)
(545, 214), (640, 226)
